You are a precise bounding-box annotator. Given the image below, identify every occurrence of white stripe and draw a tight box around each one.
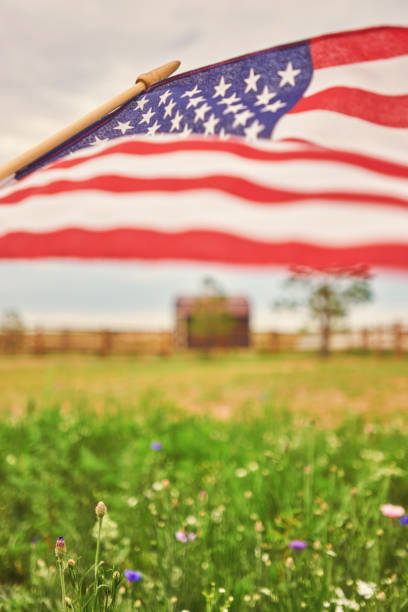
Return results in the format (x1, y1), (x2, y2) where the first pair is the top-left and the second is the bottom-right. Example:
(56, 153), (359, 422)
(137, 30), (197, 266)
(273, 111), (408, 163)
(5, 150), (408, 202)
(0, 190), (407, 246)
(307, 54), (408, 97)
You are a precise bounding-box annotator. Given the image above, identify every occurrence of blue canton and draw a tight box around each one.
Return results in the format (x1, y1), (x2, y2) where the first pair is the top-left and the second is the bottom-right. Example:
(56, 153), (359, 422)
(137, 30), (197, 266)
(18, 42), (313, 177)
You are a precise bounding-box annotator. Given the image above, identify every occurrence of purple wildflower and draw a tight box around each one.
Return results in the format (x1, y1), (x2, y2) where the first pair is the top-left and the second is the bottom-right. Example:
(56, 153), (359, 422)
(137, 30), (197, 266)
(289, 540), (308, 550)
(400, 515), (408, 525)
(175, 530), (188, 543)
(150, 441), (163, 451)
(124, 570), (142, 583)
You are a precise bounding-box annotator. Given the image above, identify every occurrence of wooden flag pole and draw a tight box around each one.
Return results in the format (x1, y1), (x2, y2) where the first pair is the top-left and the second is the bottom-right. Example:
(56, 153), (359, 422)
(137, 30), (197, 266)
(0, 60), (180, 182)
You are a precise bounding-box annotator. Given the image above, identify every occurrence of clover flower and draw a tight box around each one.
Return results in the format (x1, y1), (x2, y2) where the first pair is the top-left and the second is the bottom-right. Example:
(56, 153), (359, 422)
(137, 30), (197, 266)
(55, 536), (66, 559)
(175, 530), (196, 542)
(124, 570), (142, 583)
(95, 501), (107, 518)
(150, 441), (163, 451)
(289, 540), (307, 550)
(380, 504), (405, 518)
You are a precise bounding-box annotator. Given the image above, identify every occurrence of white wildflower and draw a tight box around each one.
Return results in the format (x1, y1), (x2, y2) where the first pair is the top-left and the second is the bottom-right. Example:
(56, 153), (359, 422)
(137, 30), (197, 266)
(356, 579), (376, 599)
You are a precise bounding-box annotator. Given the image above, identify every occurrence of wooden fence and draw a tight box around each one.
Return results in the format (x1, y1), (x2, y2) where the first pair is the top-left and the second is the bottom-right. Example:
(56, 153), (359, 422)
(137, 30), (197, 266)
(0, 325), (406, 356)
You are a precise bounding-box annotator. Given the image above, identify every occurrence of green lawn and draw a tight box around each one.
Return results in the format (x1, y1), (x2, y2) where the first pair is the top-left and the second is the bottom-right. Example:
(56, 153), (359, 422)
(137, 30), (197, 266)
(0, 354), (408, 610)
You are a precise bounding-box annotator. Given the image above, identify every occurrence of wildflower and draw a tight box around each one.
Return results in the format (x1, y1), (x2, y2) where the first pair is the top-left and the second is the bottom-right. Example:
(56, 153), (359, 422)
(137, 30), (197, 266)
(67, 559), (75, 568)
(356, 579), (376, 599)
(124, 570), (142, 583)
(175, 530), (196, 542)
(113, 570), (120, 580)
(198, 490), (207, 499)
(400, 515), (408, 525)
(95, 501), (107, 518)
(55, 537), (66, 559)
(289, 540), (307, 550)
(175, 530), (188, 543)
(150, 441), (162, 451)
(235, 468), (247, 478)
(380, 504), (405, 518)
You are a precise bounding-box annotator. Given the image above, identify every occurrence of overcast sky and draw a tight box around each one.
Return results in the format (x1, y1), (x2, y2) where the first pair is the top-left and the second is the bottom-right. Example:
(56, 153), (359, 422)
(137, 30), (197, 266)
(0, 0), (407, 330)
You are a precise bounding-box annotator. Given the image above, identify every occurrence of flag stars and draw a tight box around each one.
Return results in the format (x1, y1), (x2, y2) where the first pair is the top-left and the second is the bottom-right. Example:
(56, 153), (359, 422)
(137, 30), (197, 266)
(262, 99), (286, 113)
(181, 85), (201, 98)
(194, 102), (211, 122)
(203, 113), (219, 136)
(146, 120), (161, 135)
(170, 110), (183, 132)
(91, 136), (109, 146)
(213, 76), (231, 98)
(164, 98), (176, 118)
(255, 86), (276, 106)
(278, 61), (301, 87)
(134, 96), (148, 111)
(139, 108), (155, 125)
(218, 92), (241, 107)
(223, 103), (245, 115)
(186, 96), (205, 109)
(114, 121), (133, 135)
(233, 109), (254, 128)
(158, 90), (172, 106)
(244, 68), (261, 93)
(180, 123), (193, 138)
(244, 119), (264, 141)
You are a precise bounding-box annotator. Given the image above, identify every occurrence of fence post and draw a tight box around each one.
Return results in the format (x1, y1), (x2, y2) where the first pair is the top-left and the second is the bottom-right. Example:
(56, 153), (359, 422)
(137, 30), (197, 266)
(100, 330), (113, 357)
(392, 323), (403, 358)
(361, 328), (369, 352)
(33, 328), (45, 355)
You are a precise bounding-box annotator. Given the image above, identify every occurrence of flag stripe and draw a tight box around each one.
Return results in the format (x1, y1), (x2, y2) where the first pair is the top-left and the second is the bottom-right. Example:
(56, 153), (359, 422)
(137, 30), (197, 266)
(0, 228), (406, 270)
(290, 88), (408, 128)
(8, 150), (408, 201)
(2, 173), (408, 209)
(311, 26), (408, 69)
(305, 54), (408, 97)
(273, 111), (408, 161)
(43, 138), (408, 180)
(1, 191), (407, 245)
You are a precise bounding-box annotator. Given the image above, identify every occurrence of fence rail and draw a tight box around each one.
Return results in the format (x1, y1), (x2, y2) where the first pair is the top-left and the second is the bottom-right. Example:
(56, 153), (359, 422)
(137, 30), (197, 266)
(0, 325), (406, 356)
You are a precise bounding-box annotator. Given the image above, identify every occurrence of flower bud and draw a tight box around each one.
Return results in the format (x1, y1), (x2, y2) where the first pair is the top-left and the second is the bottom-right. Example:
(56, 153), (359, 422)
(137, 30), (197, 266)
(65, 596), (73, 608)
(67, 558), (75, 568)
(113, 570), (121, 581)
(95, 501), (107, 518)
(55, 537), (66, 559)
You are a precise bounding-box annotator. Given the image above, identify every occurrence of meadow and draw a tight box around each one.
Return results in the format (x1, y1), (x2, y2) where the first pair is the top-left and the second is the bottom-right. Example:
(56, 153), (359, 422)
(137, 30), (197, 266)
(0, 353), (408, 611)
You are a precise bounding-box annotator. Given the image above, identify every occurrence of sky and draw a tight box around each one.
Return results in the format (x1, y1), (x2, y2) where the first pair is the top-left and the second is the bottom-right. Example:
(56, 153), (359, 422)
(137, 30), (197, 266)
(0, 0), (407, 331)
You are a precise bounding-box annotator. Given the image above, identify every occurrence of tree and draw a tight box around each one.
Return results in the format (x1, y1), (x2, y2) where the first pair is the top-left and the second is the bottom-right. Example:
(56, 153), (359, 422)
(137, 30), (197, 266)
(274, 265), (373, 356)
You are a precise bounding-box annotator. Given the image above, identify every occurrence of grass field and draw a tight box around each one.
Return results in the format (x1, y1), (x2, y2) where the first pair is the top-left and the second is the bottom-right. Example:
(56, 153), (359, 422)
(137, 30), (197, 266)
(1, 353), (408, 611)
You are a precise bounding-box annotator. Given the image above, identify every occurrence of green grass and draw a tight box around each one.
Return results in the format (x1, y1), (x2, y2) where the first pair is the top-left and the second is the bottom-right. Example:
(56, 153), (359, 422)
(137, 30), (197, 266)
(1, 353), (408, 610)
(1, 352), (408, 423)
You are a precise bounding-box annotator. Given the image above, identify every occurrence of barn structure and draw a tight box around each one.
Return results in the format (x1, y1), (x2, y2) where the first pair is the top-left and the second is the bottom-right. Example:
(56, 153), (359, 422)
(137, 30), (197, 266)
(175, 295), (250, 349)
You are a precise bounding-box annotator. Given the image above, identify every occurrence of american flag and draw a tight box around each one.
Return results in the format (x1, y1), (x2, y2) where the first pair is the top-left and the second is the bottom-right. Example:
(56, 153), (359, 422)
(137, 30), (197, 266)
(1, 25), (408, 269)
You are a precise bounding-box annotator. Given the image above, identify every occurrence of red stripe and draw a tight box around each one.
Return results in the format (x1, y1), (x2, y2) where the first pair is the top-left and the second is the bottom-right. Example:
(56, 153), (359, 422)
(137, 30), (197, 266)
(42, 138), (408, 180)
(290, 87), (408, 127)
(311, 26), (408, 69)
(0, 228), (406, 270)
(2, 174), (408, 209)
